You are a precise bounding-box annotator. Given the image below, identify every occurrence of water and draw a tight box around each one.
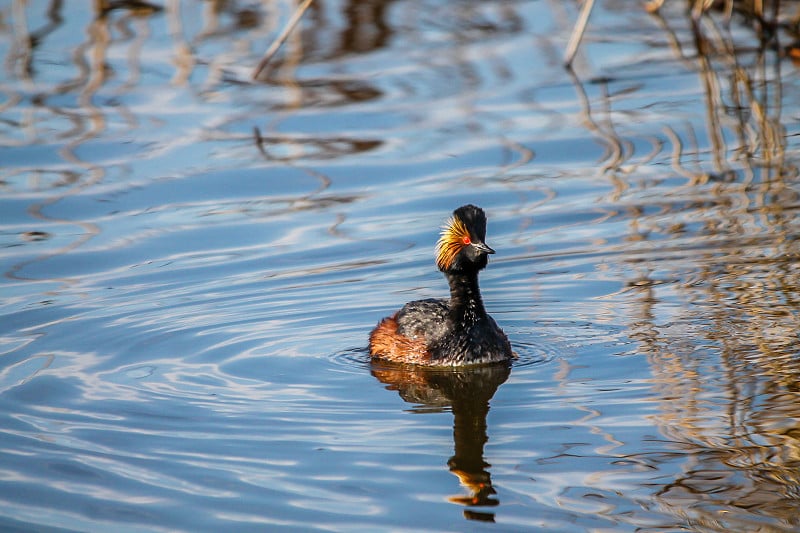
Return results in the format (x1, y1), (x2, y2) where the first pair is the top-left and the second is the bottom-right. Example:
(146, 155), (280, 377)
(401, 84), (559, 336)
(2, 0), (800, 530)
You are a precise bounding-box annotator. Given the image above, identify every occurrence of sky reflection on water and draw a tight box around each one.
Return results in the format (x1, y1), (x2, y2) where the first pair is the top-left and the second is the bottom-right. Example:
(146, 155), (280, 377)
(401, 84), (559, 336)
(1, 0), (800, 531)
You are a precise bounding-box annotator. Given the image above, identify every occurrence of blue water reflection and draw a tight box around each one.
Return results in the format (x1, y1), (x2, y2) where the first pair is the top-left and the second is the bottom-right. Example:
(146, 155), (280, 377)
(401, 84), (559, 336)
(1, 0), (800, 531)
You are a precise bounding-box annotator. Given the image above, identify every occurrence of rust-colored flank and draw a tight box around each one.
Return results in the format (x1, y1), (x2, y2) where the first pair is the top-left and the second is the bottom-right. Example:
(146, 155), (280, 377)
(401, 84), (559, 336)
(368, 315), (431, 365)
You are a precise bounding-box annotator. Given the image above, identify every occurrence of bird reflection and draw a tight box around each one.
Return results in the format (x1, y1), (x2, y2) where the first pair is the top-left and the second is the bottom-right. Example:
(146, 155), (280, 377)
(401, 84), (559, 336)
(371, 361), (510, 521)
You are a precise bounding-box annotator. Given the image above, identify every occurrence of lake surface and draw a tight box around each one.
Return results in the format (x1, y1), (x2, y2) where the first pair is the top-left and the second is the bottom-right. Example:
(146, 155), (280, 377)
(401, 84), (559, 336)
(2, 1), (800, 531)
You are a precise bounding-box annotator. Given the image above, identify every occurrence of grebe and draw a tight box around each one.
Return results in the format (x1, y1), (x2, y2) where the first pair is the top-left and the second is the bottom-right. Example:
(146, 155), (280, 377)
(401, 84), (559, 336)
(369, 204), (512, 366)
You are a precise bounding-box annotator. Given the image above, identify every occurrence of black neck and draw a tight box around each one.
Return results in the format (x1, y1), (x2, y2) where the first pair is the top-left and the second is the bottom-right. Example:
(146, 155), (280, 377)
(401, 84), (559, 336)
(446, 271), (486, 323)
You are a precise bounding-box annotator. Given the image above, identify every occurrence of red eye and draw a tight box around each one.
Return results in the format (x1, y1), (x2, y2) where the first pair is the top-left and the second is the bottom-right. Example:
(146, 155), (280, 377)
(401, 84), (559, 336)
(462, 235), (471, 245)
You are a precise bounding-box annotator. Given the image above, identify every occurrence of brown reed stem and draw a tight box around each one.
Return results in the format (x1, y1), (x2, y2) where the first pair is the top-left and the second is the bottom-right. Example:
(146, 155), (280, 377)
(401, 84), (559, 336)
(252, 0), (314, 80)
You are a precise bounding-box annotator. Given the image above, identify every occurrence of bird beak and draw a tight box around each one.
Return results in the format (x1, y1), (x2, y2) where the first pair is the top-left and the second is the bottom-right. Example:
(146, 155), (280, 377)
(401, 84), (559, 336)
(473, 242), (495, 254)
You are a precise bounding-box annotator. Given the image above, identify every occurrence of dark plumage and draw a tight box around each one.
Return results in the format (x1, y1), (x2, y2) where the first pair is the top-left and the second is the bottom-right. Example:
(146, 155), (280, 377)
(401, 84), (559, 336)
(369, 205), (513, 366)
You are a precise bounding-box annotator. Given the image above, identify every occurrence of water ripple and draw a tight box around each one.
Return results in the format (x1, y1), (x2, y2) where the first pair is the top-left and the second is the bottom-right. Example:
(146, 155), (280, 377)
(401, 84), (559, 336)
(1, 0), (800, 531)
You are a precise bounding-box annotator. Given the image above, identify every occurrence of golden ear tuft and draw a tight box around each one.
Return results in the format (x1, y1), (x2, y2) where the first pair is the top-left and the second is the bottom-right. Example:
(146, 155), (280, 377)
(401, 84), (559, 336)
(436, 216), (470, 270)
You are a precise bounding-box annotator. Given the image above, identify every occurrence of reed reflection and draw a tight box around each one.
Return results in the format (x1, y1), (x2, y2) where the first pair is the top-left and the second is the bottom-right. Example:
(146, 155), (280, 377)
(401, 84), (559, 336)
(371, 361), (510, 522)
(569, 3), (800, 528)
(622, 10), (799, 529)
(623, 259), (800, 530)
(570, 0), (796, 186)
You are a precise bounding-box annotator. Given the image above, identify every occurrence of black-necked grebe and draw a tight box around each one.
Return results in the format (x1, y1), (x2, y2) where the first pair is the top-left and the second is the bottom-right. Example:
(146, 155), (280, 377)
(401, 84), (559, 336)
(369, 205), (513, 366)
